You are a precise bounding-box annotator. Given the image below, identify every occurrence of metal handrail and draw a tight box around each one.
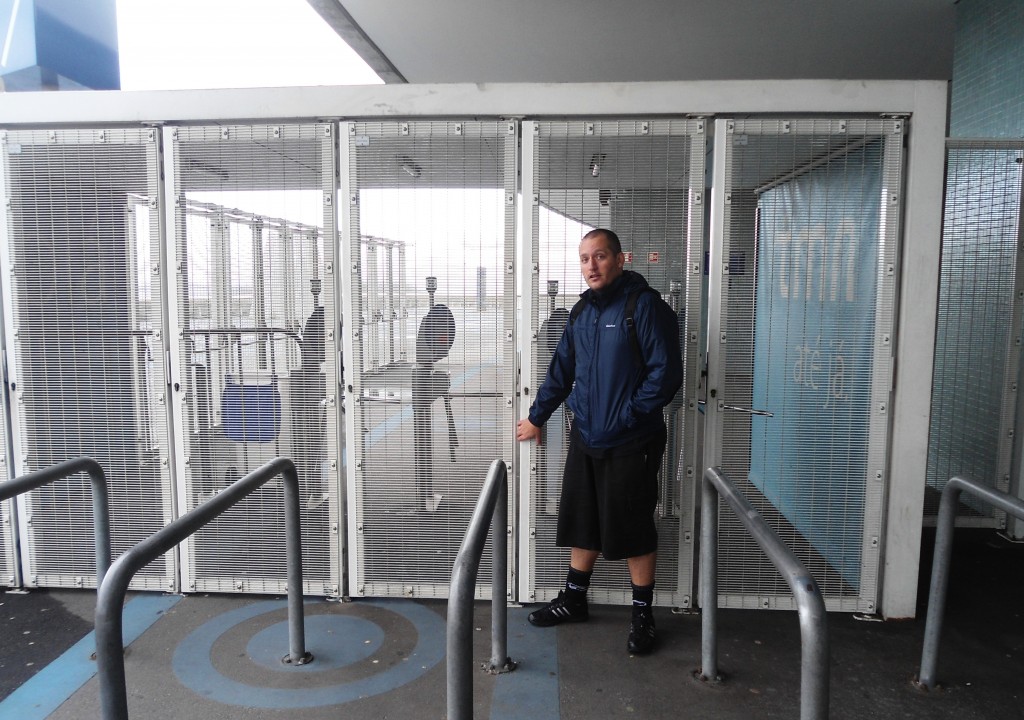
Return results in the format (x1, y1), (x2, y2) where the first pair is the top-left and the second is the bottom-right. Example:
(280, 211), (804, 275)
(916, 475), (1024, 690)
(95, 457), (311, 720)
(700, 467), (830, 720)
(447, 458), (516, 720)
(0, 457), (111, 586)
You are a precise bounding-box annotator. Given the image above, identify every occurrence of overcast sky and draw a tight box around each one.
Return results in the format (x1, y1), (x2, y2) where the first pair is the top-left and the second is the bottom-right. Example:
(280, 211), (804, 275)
(116, 0), (382, 90)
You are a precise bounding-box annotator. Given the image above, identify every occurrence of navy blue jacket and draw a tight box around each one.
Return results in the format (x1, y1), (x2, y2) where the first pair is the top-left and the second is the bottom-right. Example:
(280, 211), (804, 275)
(529, 270), (683, 449)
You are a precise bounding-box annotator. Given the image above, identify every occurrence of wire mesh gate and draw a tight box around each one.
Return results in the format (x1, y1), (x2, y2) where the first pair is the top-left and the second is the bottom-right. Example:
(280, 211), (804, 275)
(0, 479), (13, 585)
(0, 115), (915, 610)
(0, 169), (13, 585)
(0, 301), (14, 585)
(167, 123), (340, 596)
(518, 119), (707, 608)
(340, 120), (517, 599)
(706, 118), (905, 612)
(0, 127), (174, 590)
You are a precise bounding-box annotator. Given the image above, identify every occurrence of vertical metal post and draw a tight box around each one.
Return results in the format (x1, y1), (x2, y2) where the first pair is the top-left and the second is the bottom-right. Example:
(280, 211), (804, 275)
(338, 120), (361, 597)
(917, 475), (1024, 690)
(96, 565), (131, 720)
(703, 119), (731, 475)
(252, 219), (268, 371)
(699, 471), (719, 680)
(96, 458), (309, 720)
(517, 121), (539, 605)
(447, 459), (515, 720)
(281, 462), (310, 665)
(700, 468), (829, 719)
(87, 461), (112, 587)
(448, 567), (474, 720)
(1007, 152), (1024, 541)
(489, 476), (509, 671)
(412, 366), (436, 509)
(796, 579), (830, 720)
(916, 481), (959, 689)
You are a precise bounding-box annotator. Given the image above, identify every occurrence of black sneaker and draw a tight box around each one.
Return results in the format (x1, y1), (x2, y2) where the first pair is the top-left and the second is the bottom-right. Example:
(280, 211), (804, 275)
(528, 591), (589, 627)
(627, 607), (656, 654)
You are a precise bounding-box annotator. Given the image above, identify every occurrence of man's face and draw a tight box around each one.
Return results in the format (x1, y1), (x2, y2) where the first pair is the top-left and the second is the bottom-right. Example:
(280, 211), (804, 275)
(579, 233), (625, 292)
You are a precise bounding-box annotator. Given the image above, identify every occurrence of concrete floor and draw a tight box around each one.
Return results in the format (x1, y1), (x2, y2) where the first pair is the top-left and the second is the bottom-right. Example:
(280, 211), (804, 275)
(1, 527), (1022, 719)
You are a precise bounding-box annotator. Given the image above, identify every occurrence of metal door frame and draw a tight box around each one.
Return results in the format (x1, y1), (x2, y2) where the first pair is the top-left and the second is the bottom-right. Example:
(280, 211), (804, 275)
(166, 122), (342, 597)
(517, 118), (707, 608)
(0, 134), (20, 588)
(704, 117), (905, 613)
(0, 126), (175, 591)
(341, 118), (519, 599)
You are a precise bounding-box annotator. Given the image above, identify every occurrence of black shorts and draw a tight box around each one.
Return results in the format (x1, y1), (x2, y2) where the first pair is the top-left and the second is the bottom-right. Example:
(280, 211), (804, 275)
(555, 428), (667, 561)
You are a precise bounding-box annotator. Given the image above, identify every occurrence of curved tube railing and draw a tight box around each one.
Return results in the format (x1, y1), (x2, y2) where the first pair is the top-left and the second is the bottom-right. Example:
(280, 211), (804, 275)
(95, 457), (310, 720)
(447, 458), (516, 720)
(701, 467), (830, 720)
(916, 475), (1024, 690)
(0, 457), (111, 586)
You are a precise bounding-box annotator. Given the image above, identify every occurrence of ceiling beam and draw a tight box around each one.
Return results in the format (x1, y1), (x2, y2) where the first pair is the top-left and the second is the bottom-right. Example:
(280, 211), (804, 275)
(305, 0), (407, 84)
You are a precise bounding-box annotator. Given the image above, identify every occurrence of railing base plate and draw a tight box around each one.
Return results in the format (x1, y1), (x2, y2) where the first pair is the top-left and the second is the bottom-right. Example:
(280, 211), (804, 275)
(692, 669), (725, 686)
(281, 651), (315, 666)
(482, 658), (518, 675)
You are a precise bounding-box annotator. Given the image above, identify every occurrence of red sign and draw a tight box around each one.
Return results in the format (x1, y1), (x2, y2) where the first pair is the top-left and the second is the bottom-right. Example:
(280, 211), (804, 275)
(623, 252), (633, 263)
(648, 251), (660, 263)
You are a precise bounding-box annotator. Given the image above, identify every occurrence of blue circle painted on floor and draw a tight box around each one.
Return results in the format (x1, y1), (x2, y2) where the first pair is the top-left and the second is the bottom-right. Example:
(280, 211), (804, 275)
(246, 614), (384, 672)
(172, 599), (445, 709)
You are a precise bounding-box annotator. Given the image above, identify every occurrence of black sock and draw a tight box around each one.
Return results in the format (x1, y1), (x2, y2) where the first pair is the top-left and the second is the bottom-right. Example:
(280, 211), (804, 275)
(564, 566), (592, 605)
(631, 582), (655, 613)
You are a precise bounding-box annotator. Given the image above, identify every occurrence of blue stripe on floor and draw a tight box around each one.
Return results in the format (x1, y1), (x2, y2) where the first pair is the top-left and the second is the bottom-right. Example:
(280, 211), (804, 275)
(0, 593), (181, 720)
(491, 607), (560, 720)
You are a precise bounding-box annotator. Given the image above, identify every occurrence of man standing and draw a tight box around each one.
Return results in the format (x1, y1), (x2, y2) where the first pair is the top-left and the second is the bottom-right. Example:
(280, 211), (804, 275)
(517, 228), (683, 654)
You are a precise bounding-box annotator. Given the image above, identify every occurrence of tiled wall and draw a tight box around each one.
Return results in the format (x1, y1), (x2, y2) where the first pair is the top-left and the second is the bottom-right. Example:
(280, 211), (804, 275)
(950, 0), (1024, 137)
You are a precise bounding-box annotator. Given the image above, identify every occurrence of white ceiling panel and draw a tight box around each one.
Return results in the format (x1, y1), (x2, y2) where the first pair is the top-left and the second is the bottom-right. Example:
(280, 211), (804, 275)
(320, 0), (955, 84)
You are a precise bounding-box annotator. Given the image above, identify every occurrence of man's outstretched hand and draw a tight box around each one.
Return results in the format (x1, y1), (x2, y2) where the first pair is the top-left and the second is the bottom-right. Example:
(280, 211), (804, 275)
(516, 418), (543, 445)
